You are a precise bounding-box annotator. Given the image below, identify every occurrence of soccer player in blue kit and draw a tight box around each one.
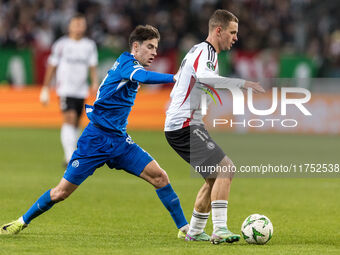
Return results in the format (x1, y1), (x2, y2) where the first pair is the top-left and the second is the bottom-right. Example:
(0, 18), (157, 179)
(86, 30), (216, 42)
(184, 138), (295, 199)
(1, 25), (189, 236)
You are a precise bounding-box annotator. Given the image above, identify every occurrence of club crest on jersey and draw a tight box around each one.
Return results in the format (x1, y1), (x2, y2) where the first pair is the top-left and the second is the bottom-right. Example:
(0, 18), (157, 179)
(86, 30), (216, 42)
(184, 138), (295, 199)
(72, 160), (79, 168)
(206, 61), (215, 71)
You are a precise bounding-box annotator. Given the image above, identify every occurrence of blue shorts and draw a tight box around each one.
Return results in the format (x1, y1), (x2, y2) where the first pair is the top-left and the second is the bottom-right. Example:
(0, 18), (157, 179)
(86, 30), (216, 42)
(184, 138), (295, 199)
(63, 122), (153, 185)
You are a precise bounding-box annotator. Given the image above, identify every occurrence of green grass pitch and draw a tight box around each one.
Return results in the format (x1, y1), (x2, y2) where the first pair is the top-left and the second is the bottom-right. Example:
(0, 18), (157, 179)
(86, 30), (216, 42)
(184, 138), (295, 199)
(0, 128), (339, 255)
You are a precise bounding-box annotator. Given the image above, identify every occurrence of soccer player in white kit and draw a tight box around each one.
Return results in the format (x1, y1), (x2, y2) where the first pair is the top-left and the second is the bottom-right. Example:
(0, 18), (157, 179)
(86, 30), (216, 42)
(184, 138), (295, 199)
(165, 10), (265, 244)
(40, 14), (98, 165)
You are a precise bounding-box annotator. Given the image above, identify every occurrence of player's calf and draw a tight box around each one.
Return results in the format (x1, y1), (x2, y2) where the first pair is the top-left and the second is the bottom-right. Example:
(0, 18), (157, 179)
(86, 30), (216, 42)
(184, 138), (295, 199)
(139, 160), (189, 234)
(50, 178), (78, 202)
(51, 187), (72, 202)
(156, 183), (189, 232)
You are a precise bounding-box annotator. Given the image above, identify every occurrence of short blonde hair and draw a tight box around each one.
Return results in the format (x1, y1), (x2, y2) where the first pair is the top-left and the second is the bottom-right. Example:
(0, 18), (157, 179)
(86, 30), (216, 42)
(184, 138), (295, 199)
(209, 9), (238, 31)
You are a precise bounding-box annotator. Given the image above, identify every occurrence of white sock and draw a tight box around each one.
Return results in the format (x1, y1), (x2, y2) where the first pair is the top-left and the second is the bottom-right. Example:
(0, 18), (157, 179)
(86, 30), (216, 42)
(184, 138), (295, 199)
(211, 200), (228, 231)
(18, 216), (27, 225)
(61, 123), (77, 163)
(179, 224), (189, 234)
(187, 209), (210, 236)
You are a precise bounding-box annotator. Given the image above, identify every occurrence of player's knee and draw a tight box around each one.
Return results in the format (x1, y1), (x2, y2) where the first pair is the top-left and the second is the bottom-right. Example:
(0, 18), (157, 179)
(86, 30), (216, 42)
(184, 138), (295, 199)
(218, 158), (235, 179)
(153, 169), (169, 188)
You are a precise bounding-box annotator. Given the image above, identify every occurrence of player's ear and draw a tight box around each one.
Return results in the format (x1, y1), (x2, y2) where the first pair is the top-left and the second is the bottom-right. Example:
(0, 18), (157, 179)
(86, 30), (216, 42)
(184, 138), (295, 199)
(215, 26), (222, 37)
(132, 41), (141, 53)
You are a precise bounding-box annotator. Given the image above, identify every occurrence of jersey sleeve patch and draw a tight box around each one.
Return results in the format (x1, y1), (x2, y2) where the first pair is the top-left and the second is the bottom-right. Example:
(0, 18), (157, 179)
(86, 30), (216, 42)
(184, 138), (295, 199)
(206, 61), (215, 71)
(120, 56), (145, 81)
(195, 46), (218, 76)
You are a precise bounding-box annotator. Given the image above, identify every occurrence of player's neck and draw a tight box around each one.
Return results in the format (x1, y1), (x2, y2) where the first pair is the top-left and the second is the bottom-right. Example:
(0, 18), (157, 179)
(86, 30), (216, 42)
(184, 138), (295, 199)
(69, 34), (83, 41)
(205, 36), (220, 53)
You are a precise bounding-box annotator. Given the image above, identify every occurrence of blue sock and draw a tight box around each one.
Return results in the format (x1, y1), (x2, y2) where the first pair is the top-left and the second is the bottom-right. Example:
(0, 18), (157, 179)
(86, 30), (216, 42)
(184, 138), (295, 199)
(22, 189), (56, 224)
(156, 184), (188, 229)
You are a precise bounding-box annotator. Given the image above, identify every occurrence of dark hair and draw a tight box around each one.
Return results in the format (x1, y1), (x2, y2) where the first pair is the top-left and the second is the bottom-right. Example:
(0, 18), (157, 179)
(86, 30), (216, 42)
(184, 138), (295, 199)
(129, 25), (160, 50)
(209, 9), (239, 31)
(69, 13), (86, 23)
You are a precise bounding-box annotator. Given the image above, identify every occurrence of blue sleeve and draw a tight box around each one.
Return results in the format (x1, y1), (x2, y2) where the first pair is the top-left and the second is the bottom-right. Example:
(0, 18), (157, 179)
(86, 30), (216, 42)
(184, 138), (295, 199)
(132, 69), (174, 84)
(120, 56), (174, 84)
(120, 58), (144, 81)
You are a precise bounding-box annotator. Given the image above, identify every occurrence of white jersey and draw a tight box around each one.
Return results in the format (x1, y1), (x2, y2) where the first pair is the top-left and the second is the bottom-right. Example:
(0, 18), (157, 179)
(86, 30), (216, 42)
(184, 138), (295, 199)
(165, 41), (244, 131)
(48, 36), (98, 98)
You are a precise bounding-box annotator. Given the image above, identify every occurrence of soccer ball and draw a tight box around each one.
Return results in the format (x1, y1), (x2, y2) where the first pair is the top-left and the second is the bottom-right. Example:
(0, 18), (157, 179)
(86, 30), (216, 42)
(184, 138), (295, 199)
(241, 214), (273, 244)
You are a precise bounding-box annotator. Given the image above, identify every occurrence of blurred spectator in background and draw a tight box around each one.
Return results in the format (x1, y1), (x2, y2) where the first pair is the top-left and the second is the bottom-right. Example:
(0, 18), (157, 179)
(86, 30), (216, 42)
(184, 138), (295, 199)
(39, 13), (98, 166)
(0, 0), (339, 79)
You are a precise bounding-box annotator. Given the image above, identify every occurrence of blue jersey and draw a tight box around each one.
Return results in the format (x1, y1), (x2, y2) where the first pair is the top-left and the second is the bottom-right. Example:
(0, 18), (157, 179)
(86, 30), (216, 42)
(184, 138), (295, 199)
(85, 52), (174, 135)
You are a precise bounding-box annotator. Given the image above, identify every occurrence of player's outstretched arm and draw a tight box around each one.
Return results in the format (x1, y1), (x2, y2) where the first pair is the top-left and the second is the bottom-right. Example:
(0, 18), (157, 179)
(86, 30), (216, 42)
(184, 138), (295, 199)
(197, 74), (245, 89)
(197, 74), (265, 93)
(132, 69), (175, 84)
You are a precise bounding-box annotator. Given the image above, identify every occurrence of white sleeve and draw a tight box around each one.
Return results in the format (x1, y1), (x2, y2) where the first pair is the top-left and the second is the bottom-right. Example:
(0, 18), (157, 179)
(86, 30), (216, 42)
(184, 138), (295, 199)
(195, 48), (216, 77)
(195, 48), (245, 88)
(88, 41), (98, 67)
(48, 40), (62, 66)
(197, 74), (245, 89)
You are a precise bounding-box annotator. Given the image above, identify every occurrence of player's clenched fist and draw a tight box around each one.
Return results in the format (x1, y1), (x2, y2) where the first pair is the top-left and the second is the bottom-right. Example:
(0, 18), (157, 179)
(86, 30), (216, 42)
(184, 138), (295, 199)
(39, 86), (50, 105)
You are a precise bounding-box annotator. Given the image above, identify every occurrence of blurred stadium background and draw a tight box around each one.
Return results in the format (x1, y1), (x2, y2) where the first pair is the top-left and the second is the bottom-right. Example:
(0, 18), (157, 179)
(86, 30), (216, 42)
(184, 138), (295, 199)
(0, 0), (339, 132)
(1, 1), (339, 254)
